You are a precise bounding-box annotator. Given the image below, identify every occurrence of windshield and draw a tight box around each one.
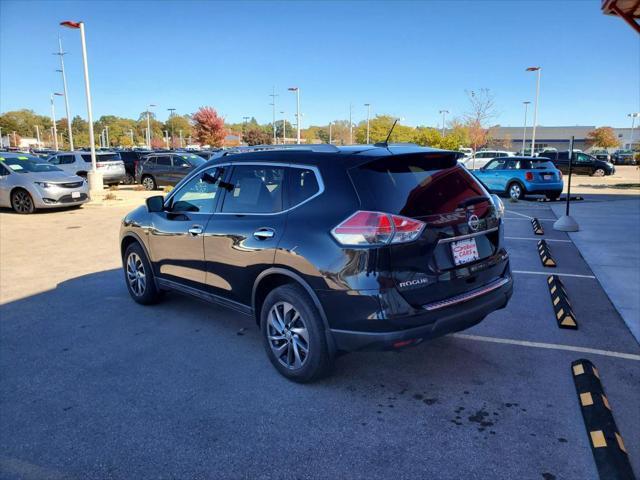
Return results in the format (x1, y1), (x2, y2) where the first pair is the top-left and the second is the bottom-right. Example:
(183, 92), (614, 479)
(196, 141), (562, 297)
(183, 154), (206, 166)
(1, 157), (63, 173)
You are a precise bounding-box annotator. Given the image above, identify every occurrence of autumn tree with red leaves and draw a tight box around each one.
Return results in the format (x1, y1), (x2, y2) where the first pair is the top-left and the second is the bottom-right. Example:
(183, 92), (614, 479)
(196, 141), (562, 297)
(192, 107), (226, 147)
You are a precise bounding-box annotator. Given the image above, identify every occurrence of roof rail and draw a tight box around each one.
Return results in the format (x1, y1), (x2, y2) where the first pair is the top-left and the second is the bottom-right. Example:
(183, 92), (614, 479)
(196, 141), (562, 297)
(222, 144), (340, 156)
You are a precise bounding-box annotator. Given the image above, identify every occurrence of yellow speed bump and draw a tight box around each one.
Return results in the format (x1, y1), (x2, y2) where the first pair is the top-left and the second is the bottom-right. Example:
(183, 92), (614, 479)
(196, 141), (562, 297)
(547, 275), (578, 330)
(537, 240), (556, 267)
(531, 217), (544, 235)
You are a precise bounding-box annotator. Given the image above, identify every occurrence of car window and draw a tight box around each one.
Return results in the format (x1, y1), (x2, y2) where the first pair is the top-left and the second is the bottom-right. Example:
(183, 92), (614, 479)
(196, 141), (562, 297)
(222, 165), (284, 214)
(169, 168), (224, 214)
(0, 163), (10, 175)
(484, 159), (506, 170)
(576, 153), (591, 163)
(145, 157), (157, 166)
(82, 153), (119, 162)
(288, 167), (320, 207)
(156, 156), (171, 166)
(505, 160), (520, 170)
(173, 156), (190, 167)
(57, 154), (75, 165)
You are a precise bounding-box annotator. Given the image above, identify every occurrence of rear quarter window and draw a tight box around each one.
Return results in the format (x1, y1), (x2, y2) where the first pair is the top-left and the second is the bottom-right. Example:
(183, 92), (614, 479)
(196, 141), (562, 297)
(287, 168), (320, 207)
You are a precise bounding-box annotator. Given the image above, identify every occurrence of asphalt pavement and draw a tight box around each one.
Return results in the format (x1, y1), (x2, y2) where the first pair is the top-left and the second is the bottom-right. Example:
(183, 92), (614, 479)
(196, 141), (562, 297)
(0, 199), (638, 480)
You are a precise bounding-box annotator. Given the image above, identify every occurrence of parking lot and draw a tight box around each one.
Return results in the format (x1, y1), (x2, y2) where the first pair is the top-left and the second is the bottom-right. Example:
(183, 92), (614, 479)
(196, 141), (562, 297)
(1, 177), (639, 479)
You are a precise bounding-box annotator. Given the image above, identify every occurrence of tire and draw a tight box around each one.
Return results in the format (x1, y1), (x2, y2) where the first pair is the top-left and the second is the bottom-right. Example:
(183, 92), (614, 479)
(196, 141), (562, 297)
(260, 284), (333, 383)
(11, 189), (35, 214)
(141, 175), (157, 191)
(507, 182), (524, 200)
(592, 168), (606, 177)
(123, 242), (162, 305)
(123, 173), (135, 185)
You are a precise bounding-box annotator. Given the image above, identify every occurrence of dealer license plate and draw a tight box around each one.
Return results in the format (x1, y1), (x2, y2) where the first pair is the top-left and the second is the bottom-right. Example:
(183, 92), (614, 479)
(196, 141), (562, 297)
(72, 191), (81, 199)
(451, 238), (479, 266)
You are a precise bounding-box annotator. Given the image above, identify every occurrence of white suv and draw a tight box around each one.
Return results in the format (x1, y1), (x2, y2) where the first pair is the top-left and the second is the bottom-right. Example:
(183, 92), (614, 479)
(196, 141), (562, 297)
(463, 150), (514, 170)
(48, 151), (126, 186)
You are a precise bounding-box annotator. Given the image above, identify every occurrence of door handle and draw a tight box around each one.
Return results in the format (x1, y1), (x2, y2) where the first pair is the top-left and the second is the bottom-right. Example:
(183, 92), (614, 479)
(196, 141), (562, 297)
(188, 225), (203, 236)
(253, 228), (275, 240)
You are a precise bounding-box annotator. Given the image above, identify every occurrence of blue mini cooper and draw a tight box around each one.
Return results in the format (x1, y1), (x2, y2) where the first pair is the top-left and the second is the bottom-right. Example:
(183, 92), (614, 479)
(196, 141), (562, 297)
(472, 156), (564, 200)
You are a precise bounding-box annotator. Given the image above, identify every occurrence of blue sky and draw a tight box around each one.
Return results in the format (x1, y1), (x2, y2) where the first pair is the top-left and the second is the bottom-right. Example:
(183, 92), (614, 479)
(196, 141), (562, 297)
(1, 0), (638, 128)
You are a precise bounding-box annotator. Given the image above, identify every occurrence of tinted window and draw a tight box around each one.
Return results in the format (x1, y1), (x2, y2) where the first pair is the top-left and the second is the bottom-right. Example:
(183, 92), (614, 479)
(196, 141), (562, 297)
(484, 159), (506, 170)
(58, 155), (75, 165)
(156, 156), (171, 166)
(144, 157), (157, 166)
(169, 168), (224, 214)
(288, 168), (320, 207)
(172, 156), (190, 167)
(81, 153), (119, 162)
(505, 160), (520, 170)
(577, 153), (592, 163)
(0, 163), (10, 175)
(349, 153), (486, 217)
(222, 165), (284, 214)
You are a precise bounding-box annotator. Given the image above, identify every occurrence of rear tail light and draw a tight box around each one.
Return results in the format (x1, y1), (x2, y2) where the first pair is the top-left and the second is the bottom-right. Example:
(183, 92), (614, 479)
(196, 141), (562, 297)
(525, 172), (534, 181)
(331, 210), (425, 246)
(96, 162), (105, 168)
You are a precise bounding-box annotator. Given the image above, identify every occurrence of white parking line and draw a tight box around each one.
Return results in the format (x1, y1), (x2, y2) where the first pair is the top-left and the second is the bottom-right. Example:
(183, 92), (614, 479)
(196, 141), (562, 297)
(506, 236), (572, 243)
(512, 270), (596, 279)
(452, 333), (640, 361)
(505, 210), (534, 220)
(504, 217), (557, 221)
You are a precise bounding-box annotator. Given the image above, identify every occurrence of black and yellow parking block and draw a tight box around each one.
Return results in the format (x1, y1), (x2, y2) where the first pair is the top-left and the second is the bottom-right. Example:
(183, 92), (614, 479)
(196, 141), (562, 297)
(537, 239), (556, 267)
(571, 359), (636, 480)
(531, 217), (544, 235)
(547, 275), (577, 329)
(537, 195), (584, 203)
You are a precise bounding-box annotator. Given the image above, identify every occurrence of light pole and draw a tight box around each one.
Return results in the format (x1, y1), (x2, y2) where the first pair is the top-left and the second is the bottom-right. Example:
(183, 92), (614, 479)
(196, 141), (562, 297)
(288, 87), (300, 144)
(35, 125), (41, 147)
(364, 104), (371, 144)
(179, 130), (183, 148)
(521, 101), (531, 154)
(50, 93), (64, 151)
(105, 125), (110, 148)
(61, 21), (101, 191)
(146, 104), (156, 149)
(280, 111), (286, 144)
(439, 109), (449, 137)
(628, 113), (640, 149)
(329, 121), (332, 145)
(54, 36), (74, 151)
(349, 103), (353, 144)
(526, 66), (541, 156)
(242, 116), (250, 145)
(269, 86), (278, 144)
(129, 129), (134, 146)
(167, 108), (175, 147)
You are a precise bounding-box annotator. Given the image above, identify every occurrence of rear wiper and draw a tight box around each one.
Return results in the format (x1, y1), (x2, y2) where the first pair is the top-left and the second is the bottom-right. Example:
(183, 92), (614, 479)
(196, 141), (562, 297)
(458, 196), (490, 208)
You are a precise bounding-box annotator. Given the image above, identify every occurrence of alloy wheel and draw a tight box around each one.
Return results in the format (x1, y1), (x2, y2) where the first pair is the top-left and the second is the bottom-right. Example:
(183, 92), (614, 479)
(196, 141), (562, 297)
(594, 168), (605, 177)
(126, 252), (146, 296)
(12, 191), (33, 213)
(267, 301), (310, 370)
(142, 177), (155, 190)
(509, 184), (521, 200)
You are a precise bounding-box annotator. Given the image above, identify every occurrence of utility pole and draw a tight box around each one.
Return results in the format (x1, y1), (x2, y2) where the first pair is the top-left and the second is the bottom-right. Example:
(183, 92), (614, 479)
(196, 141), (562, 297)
(439, 109), (449, 137)
(269, 86), (278, 144)
(54, 36), (74, 150)
(364, 104), (371, 144)
(522, 101), (531, 154)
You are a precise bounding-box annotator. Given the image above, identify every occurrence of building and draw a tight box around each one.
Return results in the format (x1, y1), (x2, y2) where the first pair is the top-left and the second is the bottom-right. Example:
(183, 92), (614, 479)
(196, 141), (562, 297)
(486, 126), (638, 152)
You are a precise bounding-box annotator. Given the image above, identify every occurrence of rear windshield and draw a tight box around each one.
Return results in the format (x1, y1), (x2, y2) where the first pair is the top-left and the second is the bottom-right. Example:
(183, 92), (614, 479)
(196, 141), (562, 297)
(522, 160), (555, 169)
(81, 153), (120, 162)
(349, 153), (487, 217)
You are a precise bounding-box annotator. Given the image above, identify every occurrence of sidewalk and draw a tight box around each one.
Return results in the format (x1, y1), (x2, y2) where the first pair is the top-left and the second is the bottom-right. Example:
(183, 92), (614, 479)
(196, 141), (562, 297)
(551, 195), (640, 343)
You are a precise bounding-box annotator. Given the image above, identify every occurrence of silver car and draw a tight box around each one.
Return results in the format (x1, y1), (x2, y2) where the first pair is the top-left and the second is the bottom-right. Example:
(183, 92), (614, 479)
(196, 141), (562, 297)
(0, 153), (89, 214)
(47, 151), (126, 185)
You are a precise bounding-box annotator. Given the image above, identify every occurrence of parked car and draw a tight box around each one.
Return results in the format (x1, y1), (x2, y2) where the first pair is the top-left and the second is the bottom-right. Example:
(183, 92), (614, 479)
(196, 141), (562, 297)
(136, 152), (206, 190)
(30, 149), (58, 159)
(611, 150), (636, 165)
(541, 151), (615, 176)
(473, 157), (563, 200)
(116, 150), (152, 184)
(47, 151), (126, 185)
(462, 150), (514, 170)
(120, 144), (513, 381)
(590, 150), (611, 162)
(0, 153), (89, 213)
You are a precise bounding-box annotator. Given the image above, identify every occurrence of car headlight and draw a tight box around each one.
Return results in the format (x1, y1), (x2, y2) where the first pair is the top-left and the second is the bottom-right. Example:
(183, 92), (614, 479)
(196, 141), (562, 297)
(491, 194), (505, 219)
(35, 182), (52, 189)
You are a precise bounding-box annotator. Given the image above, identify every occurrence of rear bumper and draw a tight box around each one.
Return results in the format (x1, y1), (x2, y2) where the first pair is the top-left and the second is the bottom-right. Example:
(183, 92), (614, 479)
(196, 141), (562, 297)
(329, 274), (513, 352)
(99, 169), (126, 183)
(525, 181), (563, 194)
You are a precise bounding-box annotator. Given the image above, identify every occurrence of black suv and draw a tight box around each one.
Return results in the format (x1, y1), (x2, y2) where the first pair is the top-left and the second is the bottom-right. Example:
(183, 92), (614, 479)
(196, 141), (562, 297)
(120, 145), (513, 382)
(541, 151), (615, 176)
(117, 150), (153, 184)
(136, 152), (206, 190)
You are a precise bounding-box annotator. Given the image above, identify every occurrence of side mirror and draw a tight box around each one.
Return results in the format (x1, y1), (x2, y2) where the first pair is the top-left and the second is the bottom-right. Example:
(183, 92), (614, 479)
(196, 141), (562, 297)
(146, 195), (165, 213)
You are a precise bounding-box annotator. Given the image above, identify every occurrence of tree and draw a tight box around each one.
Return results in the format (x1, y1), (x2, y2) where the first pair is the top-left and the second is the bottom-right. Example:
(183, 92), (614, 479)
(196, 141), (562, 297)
(413, 127), (443, 147)
(464, 89), (497, 152)
(0, 109), (51, 137)
(165, 115), (192, 143)
(192, 107), (226, 147)
(354, 115), (414, 144)
(587, 127), (619, 149)
(243, 126), (272, 146)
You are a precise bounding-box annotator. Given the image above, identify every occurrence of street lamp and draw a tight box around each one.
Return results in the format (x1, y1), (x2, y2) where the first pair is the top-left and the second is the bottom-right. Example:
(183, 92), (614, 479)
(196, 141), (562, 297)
(288, 87), (300, 144)
(269, 87), (278, 144)
(167, 108), (176, 147)
(522, 101), (531, 154)
(146, 104), (156, 149)
(280, 111), (286, 144)
(50, 92), (64, 150)
(329, 121), (332, 145)
(526, 66), (542, 155)
(364, 104), (371, 144)
(349, 103), (353, 144)
(628, 113), (640, 150)
(61, 20), (101, 191)
(439, 109), (449, 137)
(54, 36), (74, 151)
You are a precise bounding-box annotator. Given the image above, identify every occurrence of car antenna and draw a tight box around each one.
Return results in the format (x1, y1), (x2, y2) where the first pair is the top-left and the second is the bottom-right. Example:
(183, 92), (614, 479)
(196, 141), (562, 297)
(374, 119), (399, 148)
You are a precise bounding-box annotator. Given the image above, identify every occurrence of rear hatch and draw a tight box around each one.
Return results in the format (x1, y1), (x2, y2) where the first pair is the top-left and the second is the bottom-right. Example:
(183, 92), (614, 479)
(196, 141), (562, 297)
(527, 160), (561, 183)
(82, 153), (125, 171)
(348, 152), (506, 308)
